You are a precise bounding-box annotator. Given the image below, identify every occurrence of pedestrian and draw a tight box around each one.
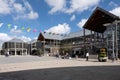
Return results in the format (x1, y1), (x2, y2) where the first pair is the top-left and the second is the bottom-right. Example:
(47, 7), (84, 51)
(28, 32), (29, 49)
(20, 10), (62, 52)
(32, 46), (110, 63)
(65, 52), (69, 59)
(112, 53), (115, 62)
(118, 52), (120, 60)
(86, 52), (89, 61)
(5, 51), (9, 57)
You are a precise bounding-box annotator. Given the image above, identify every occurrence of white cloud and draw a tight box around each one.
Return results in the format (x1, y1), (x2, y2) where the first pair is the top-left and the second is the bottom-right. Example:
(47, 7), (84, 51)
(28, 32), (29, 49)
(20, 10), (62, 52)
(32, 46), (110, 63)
(0, 0), (11, 14)
(14, 0), (39, 20)
(10, 25), (22, 34)
(45, 23), (71, 34)
(0, 33), (12, 47)
(13, 3), (25, 13)
(23, 0), (32, 11)
(13, 0), (39, 20)
(70, 15), (75, 21)
(45, 0), (66, 14)
(109, 1), (118, 8)
(77, 19), (87, 28)
(110, 7), (120, 17)
(0, 33), (11, 42)
(0, 33), (32, 47)
(66, 0), (100, 14)
(45, 0), (100, 14)
(27, 11), (39, 20)
(0, 0), (39, 20)
(0, 23), (4, 27)
(20, 36), (31, 42)
(34, 37), (37, 40)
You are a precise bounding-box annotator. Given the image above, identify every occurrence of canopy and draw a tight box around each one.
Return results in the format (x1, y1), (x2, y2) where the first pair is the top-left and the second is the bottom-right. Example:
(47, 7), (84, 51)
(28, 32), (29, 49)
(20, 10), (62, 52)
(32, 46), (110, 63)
(83, 7), (120, 33)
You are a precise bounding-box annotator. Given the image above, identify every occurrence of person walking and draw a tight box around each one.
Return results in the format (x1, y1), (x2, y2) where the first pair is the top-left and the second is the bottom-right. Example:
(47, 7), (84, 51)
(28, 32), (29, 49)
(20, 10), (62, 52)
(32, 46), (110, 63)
(5, 51), (9, 57)
(86, 52), (89, 61)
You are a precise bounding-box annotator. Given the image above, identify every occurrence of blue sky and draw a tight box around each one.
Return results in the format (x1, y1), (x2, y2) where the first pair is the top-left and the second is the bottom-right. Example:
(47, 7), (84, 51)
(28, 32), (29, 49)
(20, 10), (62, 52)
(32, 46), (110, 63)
(0, 0), (120, 46)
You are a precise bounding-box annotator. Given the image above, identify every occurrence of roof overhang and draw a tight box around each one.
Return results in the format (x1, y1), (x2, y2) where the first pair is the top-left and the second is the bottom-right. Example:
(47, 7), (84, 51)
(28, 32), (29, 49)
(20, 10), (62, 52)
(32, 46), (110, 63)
(83, 7), (120, 33)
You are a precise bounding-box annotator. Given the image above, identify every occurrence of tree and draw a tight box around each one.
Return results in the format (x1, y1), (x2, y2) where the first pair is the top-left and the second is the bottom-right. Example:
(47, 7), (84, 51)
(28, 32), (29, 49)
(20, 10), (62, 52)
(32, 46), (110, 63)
(36, 49), (44, 56)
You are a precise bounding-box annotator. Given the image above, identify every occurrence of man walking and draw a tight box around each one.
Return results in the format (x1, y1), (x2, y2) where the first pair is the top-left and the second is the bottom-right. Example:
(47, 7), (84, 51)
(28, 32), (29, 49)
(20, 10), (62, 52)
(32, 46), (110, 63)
(86, 52), (89, 61)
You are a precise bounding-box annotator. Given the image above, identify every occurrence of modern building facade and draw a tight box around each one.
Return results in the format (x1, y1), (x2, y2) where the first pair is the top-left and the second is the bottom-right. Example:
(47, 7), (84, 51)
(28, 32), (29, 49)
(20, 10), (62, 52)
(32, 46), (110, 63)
(38, 7), (120, 59)
(37, 30), (94, 57)
(29, 39), (42, 55)
(2, 38), (28, 55)
(1, 7), (120, 59)
(38, 32), (62, 56)
(60, 30), (93, 57)
(83, 7), (120, 59)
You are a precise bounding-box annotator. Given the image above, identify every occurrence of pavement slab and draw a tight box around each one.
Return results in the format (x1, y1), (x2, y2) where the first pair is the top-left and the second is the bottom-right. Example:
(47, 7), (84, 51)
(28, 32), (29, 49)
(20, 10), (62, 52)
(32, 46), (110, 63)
(0, 56), (120, 80)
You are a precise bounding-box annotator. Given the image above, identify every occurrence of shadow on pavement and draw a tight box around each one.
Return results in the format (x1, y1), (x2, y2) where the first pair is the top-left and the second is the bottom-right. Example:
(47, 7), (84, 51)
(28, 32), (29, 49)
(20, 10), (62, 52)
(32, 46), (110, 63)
(0, 66), (120, 80)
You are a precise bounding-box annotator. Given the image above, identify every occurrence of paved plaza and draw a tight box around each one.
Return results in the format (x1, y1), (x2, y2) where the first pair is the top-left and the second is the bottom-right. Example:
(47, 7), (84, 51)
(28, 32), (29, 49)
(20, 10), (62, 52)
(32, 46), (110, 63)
(0, 55), (58, 64)
(0, 55), (120, 80)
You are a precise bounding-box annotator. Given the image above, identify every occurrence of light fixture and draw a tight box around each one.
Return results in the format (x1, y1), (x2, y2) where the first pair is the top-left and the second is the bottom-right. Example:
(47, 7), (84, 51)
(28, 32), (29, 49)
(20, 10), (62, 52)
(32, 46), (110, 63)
(103, 23), (111, 26)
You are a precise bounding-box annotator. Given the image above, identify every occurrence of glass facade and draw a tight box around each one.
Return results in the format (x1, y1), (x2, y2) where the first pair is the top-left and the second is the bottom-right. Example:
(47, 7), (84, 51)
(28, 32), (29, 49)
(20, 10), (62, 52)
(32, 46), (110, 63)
(104, 23), (120, 59)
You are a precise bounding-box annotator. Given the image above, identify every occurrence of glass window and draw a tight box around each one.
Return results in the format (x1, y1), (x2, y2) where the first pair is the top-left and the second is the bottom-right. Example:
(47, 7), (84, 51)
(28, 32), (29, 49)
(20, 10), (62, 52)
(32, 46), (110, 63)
(4, 42), (8, 48)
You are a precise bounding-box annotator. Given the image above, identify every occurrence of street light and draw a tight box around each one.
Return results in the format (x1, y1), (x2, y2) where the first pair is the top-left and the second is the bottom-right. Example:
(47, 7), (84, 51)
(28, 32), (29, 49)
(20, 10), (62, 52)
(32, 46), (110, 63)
(103, 23), (111, 26)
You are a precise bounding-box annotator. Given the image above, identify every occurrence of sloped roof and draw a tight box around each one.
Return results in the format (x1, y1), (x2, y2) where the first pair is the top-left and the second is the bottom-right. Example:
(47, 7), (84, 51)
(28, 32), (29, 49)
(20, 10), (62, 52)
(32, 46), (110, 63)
(38, 29), (91, 41)
(30, 39), (37, 43)
(63, 29), (91, 39)
(8, 38), (24, 43)
(83, 7), (120, 33)
(41, 32), (63, 40)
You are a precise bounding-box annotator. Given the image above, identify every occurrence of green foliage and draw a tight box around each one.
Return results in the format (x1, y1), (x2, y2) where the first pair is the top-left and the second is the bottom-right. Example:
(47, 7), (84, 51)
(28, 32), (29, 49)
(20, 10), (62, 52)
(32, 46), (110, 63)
(36, 49), (44, 56)
(59, 47), (72, 55)
(99, 52), (106, 57)
(99, 49), (107, 58)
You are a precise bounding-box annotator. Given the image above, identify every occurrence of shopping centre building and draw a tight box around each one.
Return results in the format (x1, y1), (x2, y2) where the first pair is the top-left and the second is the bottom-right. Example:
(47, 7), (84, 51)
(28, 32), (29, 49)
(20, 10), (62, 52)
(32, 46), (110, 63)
(83, 7), (120, 59)
(1, 7), (120, 59)
(38, 29), (92, 57)
(2, 38), (28, 55)
(38, 7), (120, 59)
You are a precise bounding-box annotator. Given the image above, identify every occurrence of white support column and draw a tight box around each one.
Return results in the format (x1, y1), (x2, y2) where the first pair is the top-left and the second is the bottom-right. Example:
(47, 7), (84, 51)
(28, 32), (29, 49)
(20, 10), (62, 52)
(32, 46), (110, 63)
(7, 42), (8, 53)
(22, 42), (23, 55)
(107, 33), (109, 57)
(112, 30), (115, 61)
(15, 42), (16, 55)
(31, 43), (32, 54)
(44, 39), (45, 55)
(26, 49), (27, 55)
(83, 28), (86, 56)
(7, 42), (9, 55)
(50, 40), (51, 53)
(112, 20), (120, 60)
(8, 49), (9, 55)
(115, 22), (118, 60)
(90, 30), (92, 54)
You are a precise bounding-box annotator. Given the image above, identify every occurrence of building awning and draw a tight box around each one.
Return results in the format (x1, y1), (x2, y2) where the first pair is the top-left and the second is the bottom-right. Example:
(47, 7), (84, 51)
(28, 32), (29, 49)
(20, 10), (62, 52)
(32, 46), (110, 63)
(83, 7), (120, 33)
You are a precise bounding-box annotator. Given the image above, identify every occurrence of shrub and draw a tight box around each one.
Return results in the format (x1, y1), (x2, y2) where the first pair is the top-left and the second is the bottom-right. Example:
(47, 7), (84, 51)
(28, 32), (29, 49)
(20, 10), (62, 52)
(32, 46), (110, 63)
(36, 49), (44, 56)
